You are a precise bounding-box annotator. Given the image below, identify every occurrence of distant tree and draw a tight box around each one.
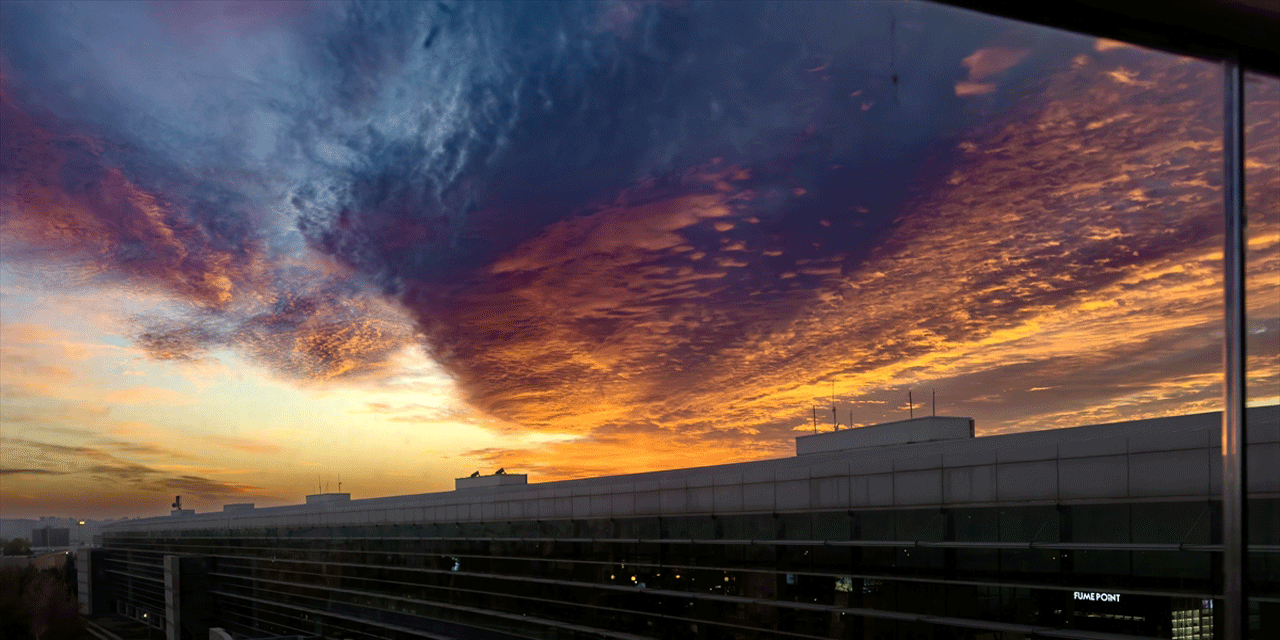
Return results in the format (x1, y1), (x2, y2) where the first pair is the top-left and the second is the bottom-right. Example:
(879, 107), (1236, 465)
(0, 565), (87, 639)
(4, 538), (31, 556)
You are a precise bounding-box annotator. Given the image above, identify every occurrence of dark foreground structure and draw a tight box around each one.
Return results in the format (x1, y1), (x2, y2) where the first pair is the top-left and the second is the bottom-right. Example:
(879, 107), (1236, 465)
(84, 406), (1278, 640)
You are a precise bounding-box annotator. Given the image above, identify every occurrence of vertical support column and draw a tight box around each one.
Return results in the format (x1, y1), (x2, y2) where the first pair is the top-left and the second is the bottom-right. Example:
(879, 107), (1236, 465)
(76, 548), (110, 616)
(164, 555), (181, 640)
(163, 556), (212, 640)
(1221, 58), (1248, 640)
(77, 548), (93, 615)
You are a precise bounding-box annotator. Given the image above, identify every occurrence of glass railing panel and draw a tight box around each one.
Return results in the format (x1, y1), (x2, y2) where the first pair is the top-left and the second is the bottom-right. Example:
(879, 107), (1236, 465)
(1245, 68), (1280, 640)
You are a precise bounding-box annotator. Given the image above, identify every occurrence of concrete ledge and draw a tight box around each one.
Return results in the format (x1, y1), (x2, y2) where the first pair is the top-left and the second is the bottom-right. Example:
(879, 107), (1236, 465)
(305, 493), (351, 504)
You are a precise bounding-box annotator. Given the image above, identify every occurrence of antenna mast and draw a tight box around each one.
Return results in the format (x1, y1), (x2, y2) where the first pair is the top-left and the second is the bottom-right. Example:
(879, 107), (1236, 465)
(932, 389), (936, 417)
(909, 390), (913, 419)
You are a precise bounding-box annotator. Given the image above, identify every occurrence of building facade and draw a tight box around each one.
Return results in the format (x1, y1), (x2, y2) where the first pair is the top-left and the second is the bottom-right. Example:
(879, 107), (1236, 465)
(85, 407), (1279, 640)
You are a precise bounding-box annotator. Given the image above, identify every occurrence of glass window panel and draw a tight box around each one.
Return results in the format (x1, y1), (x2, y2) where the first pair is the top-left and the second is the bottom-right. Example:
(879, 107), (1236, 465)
(999, 506), (1058, 543)
(955, 548), (1000, 573)
(615, 517), (659, 540)
(742, 514), (780, 541)
(953, 507), (1000, 542)
(1131, 501), (1209, 544)
(779, 513), (812, 540)
(854, 511), (895, 541)
(811, 511), (851, 541)
(998, 549), (1058, 575)
(895, 510), (944, 542)
(1068, 504), (1130, 544)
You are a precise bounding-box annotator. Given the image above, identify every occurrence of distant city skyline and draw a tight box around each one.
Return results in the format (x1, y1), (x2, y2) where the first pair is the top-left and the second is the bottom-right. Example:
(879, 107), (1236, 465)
(1, 1), (1277, 519)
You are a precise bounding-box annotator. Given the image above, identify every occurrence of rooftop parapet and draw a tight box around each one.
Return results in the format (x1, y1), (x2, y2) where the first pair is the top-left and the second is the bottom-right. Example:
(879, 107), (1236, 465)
(304, 493), (350, 504)
(456, 473), (528, 490)
(796, 416), (974, 455)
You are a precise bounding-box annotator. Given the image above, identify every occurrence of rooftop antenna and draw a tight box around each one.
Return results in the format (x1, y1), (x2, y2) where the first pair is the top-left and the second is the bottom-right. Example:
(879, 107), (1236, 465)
(812, 405), (817, 434)
(932, 389), (936, 417)
(831, 382), (837, 431)
(338, 474), (342, 493)
(909, 390), (914, 419)
(318, 476), (322, 494)
(887, 7), (901, 106)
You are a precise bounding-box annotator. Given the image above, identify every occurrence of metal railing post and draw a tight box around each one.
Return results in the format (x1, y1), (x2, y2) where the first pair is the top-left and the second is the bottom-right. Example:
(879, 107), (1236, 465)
(1221, 58), (1248, 640)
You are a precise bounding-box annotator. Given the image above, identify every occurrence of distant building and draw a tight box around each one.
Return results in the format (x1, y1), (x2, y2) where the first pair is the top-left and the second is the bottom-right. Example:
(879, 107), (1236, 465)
(31, 526), (70, 548)
(84, 406), (1278, 640)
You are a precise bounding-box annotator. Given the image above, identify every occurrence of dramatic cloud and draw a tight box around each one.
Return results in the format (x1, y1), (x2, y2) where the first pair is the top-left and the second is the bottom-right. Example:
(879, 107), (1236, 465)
(1, 1), (1276, 504)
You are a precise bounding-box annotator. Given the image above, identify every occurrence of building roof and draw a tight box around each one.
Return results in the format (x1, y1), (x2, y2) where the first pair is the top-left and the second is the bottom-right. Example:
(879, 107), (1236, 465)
(105, 405), (1279, 533)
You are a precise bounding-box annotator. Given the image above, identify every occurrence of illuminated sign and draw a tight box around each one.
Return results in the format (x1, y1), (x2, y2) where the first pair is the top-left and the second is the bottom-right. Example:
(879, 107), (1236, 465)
(1074, 591), (1121, 603)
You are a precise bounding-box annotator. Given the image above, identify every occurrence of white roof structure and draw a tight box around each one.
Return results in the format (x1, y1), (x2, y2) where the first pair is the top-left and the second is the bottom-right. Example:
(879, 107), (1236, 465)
(105, 405), (1278, 534)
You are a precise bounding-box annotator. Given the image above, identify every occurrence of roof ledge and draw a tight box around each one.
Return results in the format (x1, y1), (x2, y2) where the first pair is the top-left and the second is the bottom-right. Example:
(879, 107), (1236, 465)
(796, 416), (975, 455)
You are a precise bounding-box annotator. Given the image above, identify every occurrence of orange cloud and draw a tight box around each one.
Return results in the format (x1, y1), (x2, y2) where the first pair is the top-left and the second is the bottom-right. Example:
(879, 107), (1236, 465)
(0, 90), (262, 309)
(962, 47), (1031, 80)
(100, 387), (192, 406)
(955, 81), (997, 97)
(196, 434), (284, 455)
(956, 46), (1028, 96)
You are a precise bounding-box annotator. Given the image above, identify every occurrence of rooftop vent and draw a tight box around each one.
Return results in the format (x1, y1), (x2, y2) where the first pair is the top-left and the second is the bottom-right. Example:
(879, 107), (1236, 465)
(796, 416), (974, 455)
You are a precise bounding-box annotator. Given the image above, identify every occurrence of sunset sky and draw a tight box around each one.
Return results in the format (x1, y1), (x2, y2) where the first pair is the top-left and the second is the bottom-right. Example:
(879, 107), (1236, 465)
(1, 0), (1276, 519)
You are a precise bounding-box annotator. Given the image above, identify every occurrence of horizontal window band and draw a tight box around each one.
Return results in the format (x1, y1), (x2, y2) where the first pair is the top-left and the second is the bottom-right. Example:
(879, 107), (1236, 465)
(103, 536), (1278, 553)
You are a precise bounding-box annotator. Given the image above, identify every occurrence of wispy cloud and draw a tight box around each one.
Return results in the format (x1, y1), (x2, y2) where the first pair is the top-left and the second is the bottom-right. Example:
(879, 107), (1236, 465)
(0, 468), (67, 476)
(195, 434), (283, 455)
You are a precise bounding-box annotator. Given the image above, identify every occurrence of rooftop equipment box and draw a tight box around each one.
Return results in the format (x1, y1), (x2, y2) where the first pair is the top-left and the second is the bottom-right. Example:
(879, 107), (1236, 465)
(796, 416), (974, 455)
(456, 474), (528, 490)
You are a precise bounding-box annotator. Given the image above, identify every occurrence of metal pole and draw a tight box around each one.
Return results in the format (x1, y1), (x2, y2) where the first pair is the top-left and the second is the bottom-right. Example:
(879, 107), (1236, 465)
(1221, 58), (1248, 640)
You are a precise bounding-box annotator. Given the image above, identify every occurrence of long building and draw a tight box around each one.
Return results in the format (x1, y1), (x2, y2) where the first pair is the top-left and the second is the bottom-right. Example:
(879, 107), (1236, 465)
(83, 406), (1279, 640)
